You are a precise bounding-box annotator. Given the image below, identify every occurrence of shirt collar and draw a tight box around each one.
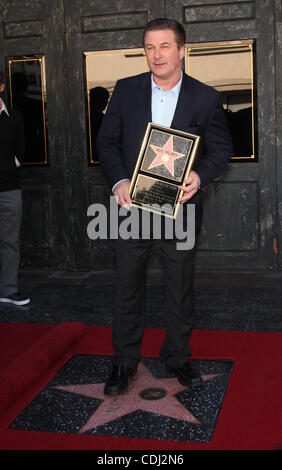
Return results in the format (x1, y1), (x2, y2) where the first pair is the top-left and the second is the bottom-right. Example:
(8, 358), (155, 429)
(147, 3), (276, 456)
(151, 71), (183, 97)
(0, 98), (9, 116)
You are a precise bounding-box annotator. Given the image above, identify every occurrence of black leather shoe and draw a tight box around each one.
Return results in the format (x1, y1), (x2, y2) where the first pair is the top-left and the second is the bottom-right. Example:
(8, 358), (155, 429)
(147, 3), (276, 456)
(104, 365), (137, 395)
(167, 361), (203, 388)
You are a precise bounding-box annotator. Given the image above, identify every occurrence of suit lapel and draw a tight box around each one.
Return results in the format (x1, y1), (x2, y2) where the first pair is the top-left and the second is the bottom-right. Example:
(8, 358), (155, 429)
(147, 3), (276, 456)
(171, 73), (194, 131)
(136, 72), (152, 124)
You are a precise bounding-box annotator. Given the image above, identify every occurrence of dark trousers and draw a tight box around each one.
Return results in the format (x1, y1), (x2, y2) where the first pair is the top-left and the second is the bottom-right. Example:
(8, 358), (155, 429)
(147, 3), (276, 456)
(113, 237), (195, 369)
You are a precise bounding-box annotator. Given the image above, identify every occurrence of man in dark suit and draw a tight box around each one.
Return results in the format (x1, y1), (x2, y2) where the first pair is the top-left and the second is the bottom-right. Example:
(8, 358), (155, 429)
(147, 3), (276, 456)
(97, 18), (233, 395)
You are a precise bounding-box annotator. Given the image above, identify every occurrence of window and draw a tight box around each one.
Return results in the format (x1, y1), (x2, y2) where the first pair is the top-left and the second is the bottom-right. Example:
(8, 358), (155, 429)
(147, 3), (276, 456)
(84, 49), (147, 164)
(7, 55), (48, 165)
(186, 40), (256, 161)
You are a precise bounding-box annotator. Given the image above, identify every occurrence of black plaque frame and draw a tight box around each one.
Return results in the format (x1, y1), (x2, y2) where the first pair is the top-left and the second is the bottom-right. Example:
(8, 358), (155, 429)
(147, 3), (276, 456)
(129, 123), (200, 219)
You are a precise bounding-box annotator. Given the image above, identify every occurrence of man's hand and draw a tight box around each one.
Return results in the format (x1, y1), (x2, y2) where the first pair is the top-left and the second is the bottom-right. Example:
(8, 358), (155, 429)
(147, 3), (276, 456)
(178, 170), (200, 203)
(114, 180), (132, 209)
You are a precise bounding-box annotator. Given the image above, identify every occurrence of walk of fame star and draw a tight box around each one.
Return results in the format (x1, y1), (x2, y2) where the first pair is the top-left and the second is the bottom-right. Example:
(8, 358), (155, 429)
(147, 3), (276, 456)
(148, 136), (186, 177)
(54, 363), (219, 434)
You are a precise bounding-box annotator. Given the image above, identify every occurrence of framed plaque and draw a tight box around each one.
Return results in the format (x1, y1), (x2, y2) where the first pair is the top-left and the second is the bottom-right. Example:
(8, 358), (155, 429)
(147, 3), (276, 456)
(129, 123), (200, 219)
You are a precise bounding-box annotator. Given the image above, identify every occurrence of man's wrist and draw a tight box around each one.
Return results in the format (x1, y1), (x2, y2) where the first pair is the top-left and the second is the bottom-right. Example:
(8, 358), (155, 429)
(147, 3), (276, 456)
(112, 179), (130, 194)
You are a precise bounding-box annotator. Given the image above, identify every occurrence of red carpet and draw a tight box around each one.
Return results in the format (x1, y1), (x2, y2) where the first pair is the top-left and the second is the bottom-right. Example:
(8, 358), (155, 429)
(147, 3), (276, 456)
(0, 322), (281, 450)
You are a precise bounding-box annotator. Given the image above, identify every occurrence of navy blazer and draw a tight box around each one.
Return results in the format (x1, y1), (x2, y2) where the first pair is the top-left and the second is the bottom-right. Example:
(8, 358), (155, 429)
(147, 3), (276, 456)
(97, 72), (233, 227)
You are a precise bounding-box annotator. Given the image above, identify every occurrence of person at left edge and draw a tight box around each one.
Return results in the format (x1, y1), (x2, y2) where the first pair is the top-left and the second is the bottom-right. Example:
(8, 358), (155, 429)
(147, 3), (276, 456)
(0, 70), (30, 306)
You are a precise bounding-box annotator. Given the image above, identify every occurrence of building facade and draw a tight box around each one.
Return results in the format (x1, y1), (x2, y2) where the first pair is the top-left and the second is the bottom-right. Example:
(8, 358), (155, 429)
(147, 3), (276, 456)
(0, 0), (281, 272)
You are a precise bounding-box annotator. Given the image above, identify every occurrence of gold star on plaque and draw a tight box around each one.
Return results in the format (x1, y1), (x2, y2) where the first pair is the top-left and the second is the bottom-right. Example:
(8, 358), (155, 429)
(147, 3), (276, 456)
(149, 136), (186, 177)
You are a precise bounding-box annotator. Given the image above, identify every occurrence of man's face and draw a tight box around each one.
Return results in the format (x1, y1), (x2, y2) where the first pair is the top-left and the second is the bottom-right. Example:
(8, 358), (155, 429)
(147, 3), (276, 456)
(144, 29), (184, 85)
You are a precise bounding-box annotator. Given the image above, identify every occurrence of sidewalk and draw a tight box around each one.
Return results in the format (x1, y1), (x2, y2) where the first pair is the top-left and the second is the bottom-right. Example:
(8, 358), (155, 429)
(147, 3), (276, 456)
(0, 268), (281, 332)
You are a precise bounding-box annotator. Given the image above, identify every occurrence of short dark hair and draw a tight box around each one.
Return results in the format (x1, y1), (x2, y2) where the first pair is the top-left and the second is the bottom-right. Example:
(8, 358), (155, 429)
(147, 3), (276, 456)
(143, 18), (186, 48)
(0, 70), (4, 86)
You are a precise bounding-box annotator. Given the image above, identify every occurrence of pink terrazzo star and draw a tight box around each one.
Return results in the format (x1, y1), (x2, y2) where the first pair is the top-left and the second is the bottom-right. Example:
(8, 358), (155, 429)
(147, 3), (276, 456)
(55, 362), (218, 434)
(149, 136), (186, 177)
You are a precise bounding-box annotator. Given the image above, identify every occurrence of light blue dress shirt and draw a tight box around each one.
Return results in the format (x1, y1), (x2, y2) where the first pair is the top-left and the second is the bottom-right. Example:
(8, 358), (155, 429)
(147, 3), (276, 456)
(151, 72), (182, 127)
